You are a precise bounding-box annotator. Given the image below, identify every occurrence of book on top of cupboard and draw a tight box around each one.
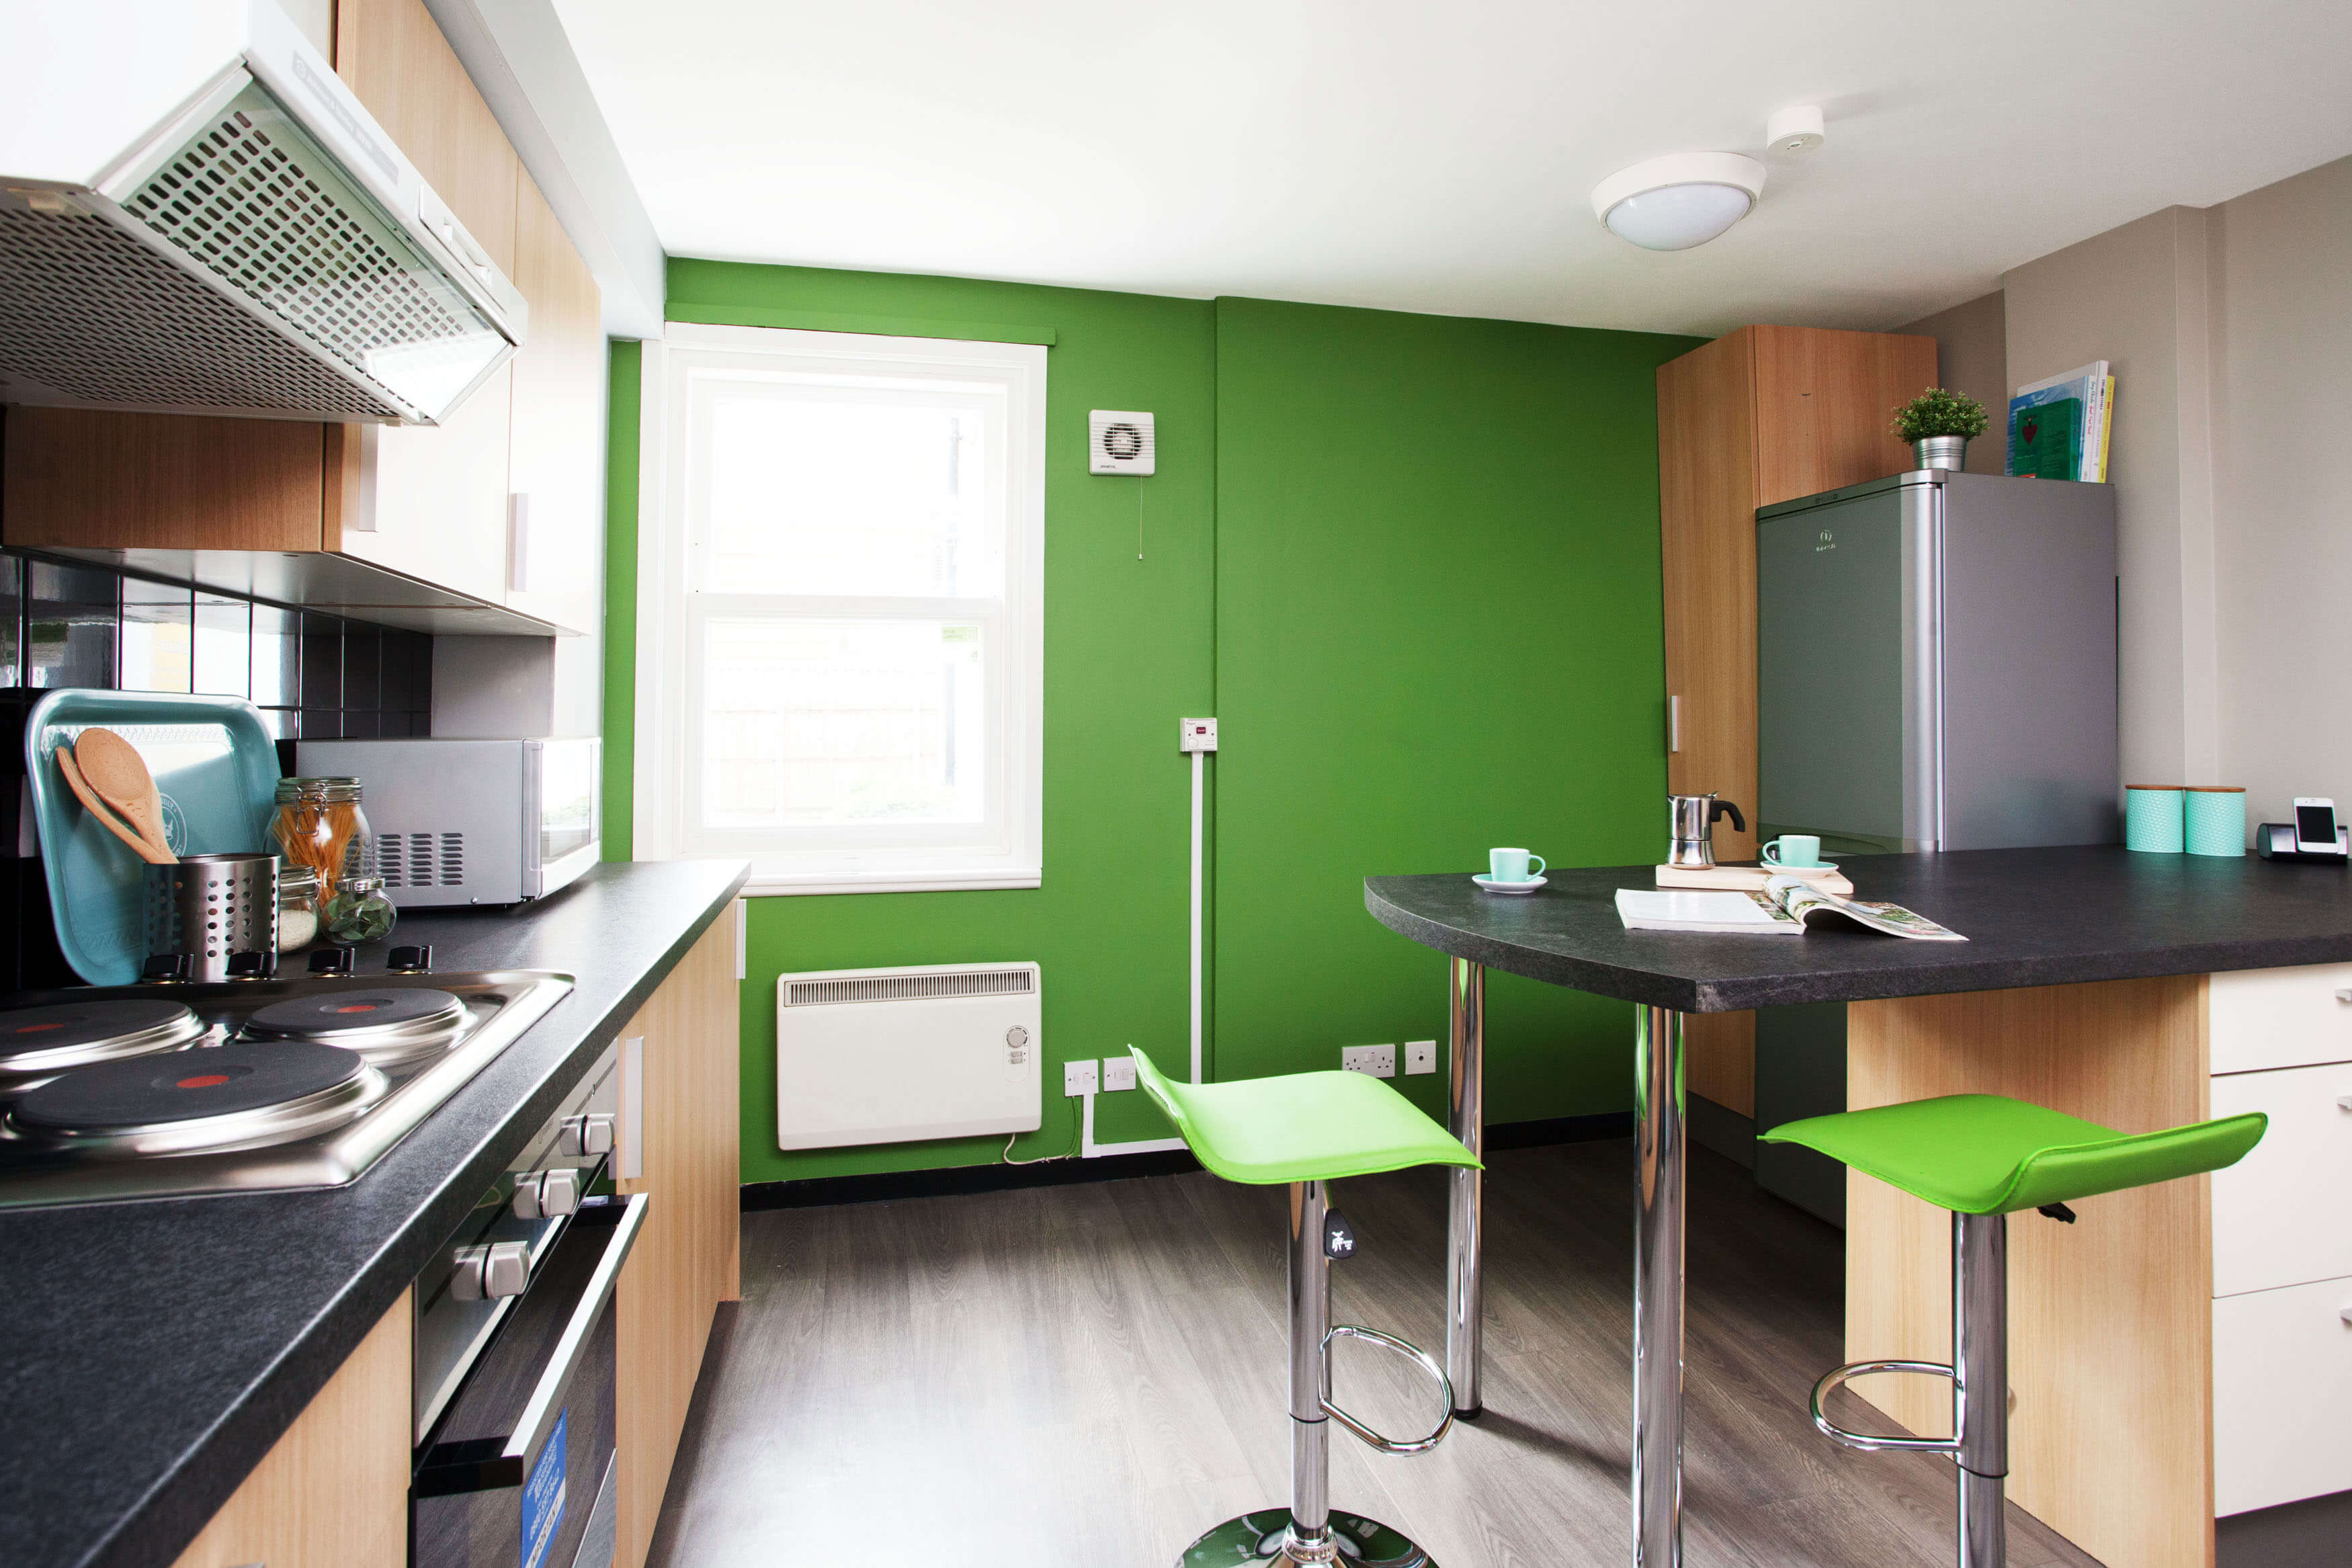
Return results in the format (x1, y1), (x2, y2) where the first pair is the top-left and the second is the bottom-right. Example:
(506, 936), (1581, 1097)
(2008, 362), (2113, 482)
(1615, 877), (1967, 940)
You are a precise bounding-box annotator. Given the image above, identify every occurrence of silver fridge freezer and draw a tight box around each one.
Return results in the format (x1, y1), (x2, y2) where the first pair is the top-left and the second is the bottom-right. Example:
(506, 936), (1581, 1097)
(1750, 470), (2118, 1223)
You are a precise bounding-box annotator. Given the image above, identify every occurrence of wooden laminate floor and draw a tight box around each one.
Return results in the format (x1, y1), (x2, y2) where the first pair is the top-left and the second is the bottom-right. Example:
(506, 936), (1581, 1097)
(646, 1141), (2103, 1567)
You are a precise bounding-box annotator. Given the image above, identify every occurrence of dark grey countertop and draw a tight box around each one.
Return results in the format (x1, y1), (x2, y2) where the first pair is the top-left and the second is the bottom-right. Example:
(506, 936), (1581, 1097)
(0, 859), (747, 1568)
(1367, 846), (2352, 1012)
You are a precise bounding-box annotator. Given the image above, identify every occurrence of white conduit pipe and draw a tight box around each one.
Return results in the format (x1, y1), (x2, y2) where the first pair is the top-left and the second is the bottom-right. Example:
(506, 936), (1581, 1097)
(1081, 741), (1206, 1159)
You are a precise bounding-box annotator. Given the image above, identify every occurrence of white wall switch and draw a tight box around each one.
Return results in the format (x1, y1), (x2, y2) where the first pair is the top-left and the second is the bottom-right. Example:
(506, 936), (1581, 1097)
(1179, 717), (1218, 753)
(1341, 1044), (1396, 1078)
(1404, 1040), (1437, 1076)
(1101, 1055), (1137, 1092)
(1064, 1059), (1100, 1097)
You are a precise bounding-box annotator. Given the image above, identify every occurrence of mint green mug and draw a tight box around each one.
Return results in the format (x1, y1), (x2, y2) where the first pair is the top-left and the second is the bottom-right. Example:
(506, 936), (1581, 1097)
(1489, 848), (1546, 883)
(1761, 834), (1823, 869)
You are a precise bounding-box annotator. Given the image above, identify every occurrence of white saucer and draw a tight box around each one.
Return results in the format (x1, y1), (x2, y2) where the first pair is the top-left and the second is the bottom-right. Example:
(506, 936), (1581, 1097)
(1472, 873), (1546, 895)
(1765, 861), (1839, 875)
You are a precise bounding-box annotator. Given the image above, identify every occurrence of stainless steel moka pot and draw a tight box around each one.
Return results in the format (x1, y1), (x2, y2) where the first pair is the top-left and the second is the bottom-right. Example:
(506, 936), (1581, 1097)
(1667, 793), (1747, 869)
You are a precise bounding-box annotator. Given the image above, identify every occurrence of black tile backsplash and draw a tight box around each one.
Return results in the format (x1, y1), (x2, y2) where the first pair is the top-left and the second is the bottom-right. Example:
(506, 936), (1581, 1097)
(0, 548), (433, 992)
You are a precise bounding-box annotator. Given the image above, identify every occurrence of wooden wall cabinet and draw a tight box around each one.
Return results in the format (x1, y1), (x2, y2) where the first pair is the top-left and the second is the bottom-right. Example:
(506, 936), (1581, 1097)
(167, 1289), (412, 1568)
(614, 906), (744, 1568)
(333, 0), (519, 608)
(1654, 324), (1936, 1117)
(505, 171), (610, 636)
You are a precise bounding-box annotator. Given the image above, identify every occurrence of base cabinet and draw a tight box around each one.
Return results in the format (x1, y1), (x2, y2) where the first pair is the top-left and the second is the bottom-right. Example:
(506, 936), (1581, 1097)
(167, 1289), (412, 1568)
(614, 905), (743, 1568)
(2214, 1276), (2352, 1517)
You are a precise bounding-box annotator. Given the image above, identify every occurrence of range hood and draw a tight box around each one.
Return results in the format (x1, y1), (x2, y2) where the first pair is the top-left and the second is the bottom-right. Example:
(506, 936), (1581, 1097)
(0, 0), (525, 426)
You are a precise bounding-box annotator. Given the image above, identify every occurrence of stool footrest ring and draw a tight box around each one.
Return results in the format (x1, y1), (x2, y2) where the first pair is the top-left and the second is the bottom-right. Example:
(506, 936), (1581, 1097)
(1321, 1324), (1456, 1455)
(1810, 1360), (1963, 1454)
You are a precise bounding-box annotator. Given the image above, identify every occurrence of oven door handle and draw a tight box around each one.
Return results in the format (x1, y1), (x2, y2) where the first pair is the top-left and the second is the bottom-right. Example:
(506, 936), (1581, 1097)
(416, 1192), (647, 1496)
(507, 1192), (644, 1471)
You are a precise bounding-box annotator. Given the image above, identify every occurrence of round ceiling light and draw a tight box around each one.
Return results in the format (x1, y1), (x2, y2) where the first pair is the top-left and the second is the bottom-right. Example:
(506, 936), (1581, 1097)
(1591, 152), (1769, 251)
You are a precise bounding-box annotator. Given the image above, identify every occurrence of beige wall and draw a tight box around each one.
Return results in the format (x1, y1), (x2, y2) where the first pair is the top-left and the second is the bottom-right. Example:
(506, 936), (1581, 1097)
(2003, 205), (2220, 792)
(1997, 153), (2352, 832)
(1894, 290), (2007, 476)
(2209, 155), (2352, 832)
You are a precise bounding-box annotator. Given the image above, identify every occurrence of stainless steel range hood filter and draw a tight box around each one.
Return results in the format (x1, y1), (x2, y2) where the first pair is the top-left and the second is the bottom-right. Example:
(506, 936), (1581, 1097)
(0, 1), (524, 425)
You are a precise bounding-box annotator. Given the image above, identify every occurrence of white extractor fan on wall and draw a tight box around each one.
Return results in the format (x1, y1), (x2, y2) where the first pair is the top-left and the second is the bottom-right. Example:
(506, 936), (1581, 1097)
(1089, 410), (1155, 474)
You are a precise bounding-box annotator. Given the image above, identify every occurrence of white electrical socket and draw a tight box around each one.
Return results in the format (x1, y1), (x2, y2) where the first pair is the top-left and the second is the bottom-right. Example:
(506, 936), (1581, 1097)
(1404, 1040), (1437, 1076)
(1179, 717), (1218, 753)
(1064, 1059), (1099, 1097)
(1101, 1055), (1137, 1092)
(1341, 1044), (1396, 1078)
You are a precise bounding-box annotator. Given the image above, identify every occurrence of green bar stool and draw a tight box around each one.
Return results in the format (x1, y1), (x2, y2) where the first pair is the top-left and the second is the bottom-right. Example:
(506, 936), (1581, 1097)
(1761, 1093), (2266, 1568)
(1132, 1049), (1481, 1567)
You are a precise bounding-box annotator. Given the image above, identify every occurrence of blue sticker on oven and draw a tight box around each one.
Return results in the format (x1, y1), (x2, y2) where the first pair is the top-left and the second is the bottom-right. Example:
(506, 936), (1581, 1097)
(521, 1408), (566, 1568)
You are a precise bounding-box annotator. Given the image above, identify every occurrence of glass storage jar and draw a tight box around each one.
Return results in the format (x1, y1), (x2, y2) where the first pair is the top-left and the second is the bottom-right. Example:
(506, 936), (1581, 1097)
(276, 861), (321, 953)
(325, 875), (398, 947)
(268, 778), (376, 896)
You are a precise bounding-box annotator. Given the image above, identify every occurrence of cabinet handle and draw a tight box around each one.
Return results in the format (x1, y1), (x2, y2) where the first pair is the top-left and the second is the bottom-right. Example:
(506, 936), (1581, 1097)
(618, 1035), (645, 1182)
(2337, 1096), (2352, 1111)
(2337, 990), (2351, 1003)
(1669, 695), (1682, 754)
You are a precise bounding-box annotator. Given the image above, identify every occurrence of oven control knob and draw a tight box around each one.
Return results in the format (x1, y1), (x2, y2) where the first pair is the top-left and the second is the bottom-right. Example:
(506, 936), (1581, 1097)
(450, 1240), (531, 1302)
(560, 1113), (616, 1159)
(514, 1168), (582, 1220)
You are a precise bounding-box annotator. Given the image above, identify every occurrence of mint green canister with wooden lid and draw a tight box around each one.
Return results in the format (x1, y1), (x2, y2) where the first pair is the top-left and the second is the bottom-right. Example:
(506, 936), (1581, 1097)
(2185, 787), (2247, 857)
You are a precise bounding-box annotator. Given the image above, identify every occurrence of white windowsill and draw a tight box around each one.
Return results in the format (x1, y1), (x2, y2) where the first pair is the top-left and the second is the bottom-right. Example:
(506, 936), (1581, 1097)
(689, 863), (1042, 898)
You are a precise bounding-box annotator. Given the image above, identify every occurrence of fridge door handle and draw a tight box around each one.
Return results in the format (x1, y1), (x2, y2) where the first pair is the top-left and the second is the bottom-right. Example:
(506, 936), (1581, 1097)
(1669, 695), (1681, 754)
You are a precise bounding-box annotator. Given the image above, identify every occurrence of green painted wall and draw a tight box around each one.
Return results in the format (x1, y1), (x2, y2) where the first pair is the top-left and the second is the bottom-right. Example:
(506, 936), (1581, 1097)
(603, 261), (1698, 1184)
(1212, 298), (1699, 1124)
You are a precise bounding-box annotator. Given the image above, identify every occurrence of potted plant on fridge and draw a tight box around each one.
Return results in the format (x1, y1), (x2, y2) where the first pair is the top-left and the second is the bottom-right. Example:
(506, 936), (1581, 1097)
(1893, 387), (1990, 471)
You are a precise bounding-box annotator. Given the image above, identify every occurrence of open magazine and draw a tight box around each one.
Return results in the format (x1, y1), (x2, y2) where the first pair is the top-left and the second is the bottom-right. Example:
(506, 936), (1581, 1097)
(1615, 875), (1966, 941)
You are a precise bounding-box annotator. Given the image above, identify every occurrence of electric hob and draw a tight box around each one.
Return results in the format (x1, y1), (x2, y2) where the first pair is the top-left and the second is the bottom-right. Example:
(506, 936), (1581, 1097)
(0, 965), (573, 1208)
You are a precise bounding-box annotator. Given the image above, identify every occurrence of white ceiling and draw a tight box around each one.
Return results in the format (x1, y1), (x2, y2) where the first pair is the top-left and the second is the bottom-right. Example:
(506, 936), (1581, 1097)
(550, 0), (2352, 337)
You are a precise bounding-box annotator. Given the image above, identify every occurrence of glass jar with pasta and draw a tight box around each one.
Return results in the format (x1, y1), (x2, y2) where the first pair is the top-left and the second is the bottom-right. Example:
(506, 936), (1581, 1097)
(267, 778), (378, 902)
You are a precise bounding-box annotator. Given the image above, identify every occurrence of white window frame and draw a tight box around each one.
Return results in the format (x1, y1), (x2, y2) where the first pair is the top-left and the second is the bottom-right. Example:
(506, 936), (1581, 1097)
(634, 322), (1045, 895)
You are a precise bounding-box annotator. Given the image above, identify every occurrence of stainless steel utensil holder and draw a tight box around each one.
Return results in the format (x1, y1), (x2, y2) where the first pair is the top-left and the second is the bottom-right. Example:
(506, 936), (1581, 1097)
(143, 853), (278, 981)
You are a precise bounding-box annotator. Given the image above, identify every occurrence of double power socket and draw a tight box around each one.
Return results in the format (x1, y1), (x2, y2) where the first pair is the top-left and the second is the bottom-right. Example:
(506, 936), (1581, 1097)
(1063, 1039), (1434, 1094)
(1342, 1041), (1437, 1079)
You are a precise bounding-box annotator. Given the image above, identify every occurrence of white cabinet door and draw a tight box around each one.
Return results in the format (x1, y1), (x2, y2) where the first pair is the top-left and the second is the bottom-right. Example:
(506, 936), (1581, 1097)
(2212, 1061), (2352, 1296)
(2210, 964), (2352, 1074)
(2214, 1276), (2352, 1516)
(337, 363), (514, 605)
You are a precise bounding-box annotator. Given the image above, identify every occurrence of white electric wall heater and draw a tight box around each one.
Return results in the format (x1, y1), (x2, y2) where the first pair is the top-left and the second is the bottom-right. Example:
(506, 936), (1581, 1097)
(775, 963), (1042, 1149)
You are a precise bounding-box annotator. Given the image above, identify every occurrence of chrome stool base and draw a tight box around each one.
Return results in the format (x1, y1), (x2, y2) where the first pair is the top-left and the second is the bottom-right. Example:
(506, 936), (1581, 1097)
(1177, 1509), (1435, 1567)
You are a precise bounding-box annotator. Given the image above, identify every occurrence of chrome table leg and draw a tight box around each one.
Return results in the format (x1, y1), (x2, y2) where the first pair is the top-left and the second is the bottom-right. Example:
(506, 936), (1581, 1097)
(1632, 1005), (1687, 1568)
(1954, 1211), (2009, 1568)
(1445, 957), (1486, 1418)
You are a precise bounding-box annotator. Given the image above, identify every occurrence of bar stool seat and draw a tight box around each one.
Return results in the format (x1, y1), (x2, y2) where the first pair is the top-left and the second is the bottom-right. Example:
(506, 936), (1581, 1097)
(1132, 1050), (1479, 1567)
(1763, 1092), (2265, 1568)
(1765, 1091), (2265, 1213)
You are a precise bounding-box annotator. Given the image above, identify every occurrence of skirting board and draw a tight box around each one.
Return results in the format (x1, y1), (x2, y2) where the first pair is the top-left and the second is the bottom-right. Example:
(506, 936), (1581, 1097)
(1687, 1094), (1757, 1170)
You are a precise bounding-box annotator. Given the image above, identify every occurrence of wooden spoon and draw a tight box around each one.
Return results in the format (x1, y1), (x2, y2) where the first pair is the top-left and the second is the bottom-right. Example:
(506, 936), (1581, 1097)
(55, 748), (173, 865)
(73, 728), (177, 865)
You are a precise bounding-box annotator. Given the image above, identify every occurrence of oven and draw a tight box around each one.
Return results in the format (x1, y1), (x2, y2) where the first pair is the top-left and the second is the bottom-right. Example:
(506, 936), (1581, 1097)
(412, 1043), (642, 1568)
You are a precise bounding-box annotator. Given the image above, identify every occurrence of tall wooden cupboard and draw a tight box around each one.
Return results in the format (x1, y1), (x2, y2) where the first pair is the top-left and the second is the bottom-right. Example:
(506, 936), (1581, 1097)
(1654, 325), (1936, 1120)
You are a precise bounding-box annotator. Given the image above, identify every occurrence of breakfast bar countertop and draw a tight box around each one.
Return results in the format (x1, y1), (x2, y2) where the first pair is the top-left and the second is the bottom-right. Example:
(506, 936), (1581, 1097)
(0, 859), (747, 1568)
(1366, 844), (2352, 1012)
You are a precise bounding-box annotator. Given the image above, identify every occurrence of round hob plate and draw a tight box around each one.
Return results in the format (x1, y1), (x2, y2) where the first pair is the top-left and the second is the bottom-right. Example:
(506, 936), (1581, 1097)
(1179, 1510), (1433, 1567)
(0, 1000), (204, 1076)
(12, 1041), (364, 1131)
(245, 989), (464, 1037)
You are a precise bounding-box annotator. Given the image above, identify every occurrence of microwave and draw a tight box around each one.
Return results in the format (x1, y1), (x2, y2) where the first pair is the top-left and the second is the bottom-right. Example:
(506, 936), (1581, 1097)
(295, 738), (601, 908)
